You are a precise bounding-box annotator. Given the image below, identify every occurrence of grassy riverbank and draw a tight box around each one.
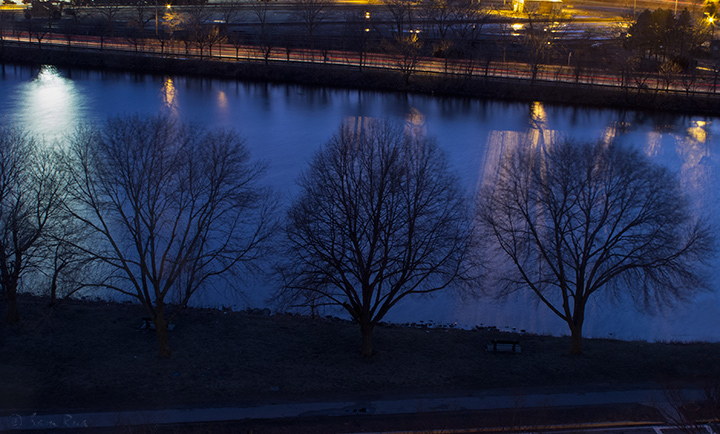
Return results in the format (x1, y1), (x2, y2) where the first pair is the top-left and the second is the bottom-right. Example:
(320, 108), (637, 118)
(2, 44), (720, 115)
(1, 295), (719, 415)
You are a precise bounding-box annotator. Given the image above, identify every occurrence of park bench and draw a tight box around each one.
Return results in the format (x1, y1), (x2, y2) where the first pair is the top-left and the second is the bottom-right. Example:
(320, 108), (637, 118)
(486, 339), (521, 353)
(140, 317), (175, 331)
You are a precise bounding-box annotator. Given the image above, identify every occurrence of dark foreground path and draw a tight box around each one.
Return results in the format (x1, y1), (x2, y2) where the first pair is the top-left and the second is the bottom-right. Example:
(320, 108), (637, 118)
(0, 384), (709, 433)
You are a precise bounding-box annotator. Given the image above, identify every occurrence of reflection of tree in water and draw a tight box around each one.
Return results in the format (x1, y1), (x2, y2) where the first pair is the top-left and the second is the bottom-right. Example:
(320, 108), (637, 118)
(649, 112), (685, 134)
(526, 101), (556, 155)
(476, 102), (560, 194)
(341, 110), (429, 150)
(342, 115), (374, 148)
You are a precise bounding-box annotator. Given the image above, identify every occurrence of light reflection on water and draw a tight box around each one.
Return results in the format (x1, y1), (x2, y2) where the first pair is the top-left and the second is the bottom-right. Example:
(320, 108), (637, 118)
(7, 65), (85, 142)
(1, 64), (719, 342)
(161, 77), (178, 117)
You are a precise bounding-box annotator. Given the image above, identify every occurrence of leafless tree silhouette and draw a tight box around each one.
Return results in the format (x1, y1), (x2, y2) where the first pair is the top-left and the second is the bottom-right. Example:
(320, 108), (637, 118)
(478, 140), (713, 355)
(0, 128), (67, 324)
(276, 119), (472, 357)
(66, 116), (276, 358)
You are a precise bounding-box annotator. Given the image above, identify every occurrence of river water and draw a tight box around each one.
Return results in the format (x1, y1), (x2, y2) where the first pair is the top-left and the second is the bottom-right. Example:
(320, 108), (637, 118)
(2, 63), (719, 342)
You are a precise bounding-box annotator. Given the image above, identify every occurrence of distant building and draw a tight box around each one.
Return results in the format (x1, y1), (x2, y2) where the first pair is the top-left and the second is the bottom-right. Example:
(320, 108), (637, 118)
(513, 0), (562, 14)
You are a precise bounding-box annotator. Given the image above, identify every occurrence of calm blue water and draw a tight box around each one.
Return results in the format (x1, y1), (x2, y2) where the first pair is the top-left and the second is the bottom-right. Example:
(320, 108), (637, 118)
(2, 63), (719, 341)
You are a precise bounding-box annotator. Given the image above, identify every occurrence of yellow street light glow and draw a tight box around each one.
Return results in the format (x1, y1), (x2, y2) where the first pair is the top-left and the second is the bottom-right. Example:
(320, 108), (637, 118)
(511, 23), (523, 31)
(365, 11), (370, 18)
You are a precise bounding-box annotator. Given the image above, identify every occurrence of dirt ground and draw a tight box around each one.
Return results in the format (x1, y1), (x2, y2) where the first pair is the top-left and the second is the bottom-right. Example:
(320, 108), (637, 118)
(1, 295), (719, 416)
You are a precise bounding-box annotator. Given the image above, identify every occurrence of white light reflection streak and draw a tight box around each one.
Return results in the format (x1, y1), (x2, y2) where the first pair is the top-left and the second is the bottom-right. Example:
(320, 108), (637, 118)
(643, 131), (662, 157)
(217, 90), (228, 111)
(12, 65), (82, 143)
(677, 119), (713, 205)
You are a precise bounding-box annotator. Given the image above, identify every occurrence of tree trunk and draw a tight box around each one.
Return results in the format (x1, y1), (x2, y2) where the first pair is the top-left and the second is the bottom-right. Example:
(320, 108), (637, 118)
(49, 272), (58, 306)
(360, 323), (374, 357)
(568, 308), (585, 355)
(5, 282), (19, 324)
(569, 325), (582, 355)
(154, 312), (172, 358)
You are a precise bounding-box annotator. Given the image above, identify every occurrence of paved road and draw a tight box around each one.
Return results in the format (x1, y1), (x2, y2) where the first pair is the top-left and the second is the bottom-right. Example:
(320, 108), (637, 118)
(0, 385), (708, 431)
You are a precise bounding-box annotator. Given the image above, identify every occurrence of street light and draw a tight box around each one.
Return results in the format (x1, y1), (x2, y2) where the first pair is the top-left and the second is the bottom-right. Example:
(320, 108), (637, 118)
(708, 14), (716, 40)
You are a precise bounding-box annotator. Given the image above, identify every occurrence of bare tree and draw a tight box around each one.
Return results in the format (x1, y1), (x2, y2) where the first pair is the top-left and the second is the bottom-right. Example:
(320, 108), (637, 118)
(0, 11), (15, 49)
(662, 379), (720, 434)
(384, 0), (414, 36)
(294, 0), (329, 54)
(524, 18), (553, 83)
(59, 16), (79, 49)
(66, 116), (276, 358)
(660, 59), (682, 90)
(276, 119), (472, 357)
(158, 9), (187, 55)
(680, 68), (698, 94)
(196, 24), (224, 58)
(0, 128), (67, 324)
(125, 26), (145, 53)
(249, 0), (271, 37)
(478, 140), (713, 355)
(383, 33), (423, 85)
(90, 3), (122, 49)
(130, 1), (155, 33)
(185, 4), (212, 58)
(219, 1), (242, 27)
(449, 2), (489, 46)
(228, 31), (244, 60)
(420, 0), (455, 42)
(341, 11), (372, 70)
(25, 17), (49, 48)
(123, 1), (153, 52)
(217, 1), (242, 55)
(42, 218), (94, 307)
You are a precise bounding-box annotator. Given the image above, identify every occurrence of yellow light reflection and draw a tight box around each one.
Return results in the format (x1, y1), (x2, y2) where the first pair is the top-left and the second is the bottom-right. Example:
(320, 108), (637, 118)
(405, 107), (426, 140)
(342, 116), (375, 146)
(161, 77), (178, 116)
(530, 101), (547, 126)
(602, 126), (617, 144)
(686, 120), (707, 144)
(217, 90), (228, 110)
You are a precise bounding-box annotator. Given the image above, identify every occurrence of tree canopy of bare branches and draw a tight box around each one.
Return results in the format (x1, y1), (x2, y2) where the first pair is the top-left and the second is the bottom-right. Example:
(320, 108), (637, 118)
(276, 119), (472, 357)
(294, 0), (329, 51)
(0, 128), (67, 324)
(66, 115), (276, 357)
(478, 140), (713, 355)
(384, 34), (422, 85)
(384, 0), (415, 36)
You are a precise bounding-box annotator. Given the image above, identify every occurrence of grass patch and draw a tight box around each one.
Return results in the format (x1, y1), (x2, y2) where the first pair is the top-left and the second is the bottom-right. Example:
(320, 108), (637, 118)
(1, 295), (718, 414)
